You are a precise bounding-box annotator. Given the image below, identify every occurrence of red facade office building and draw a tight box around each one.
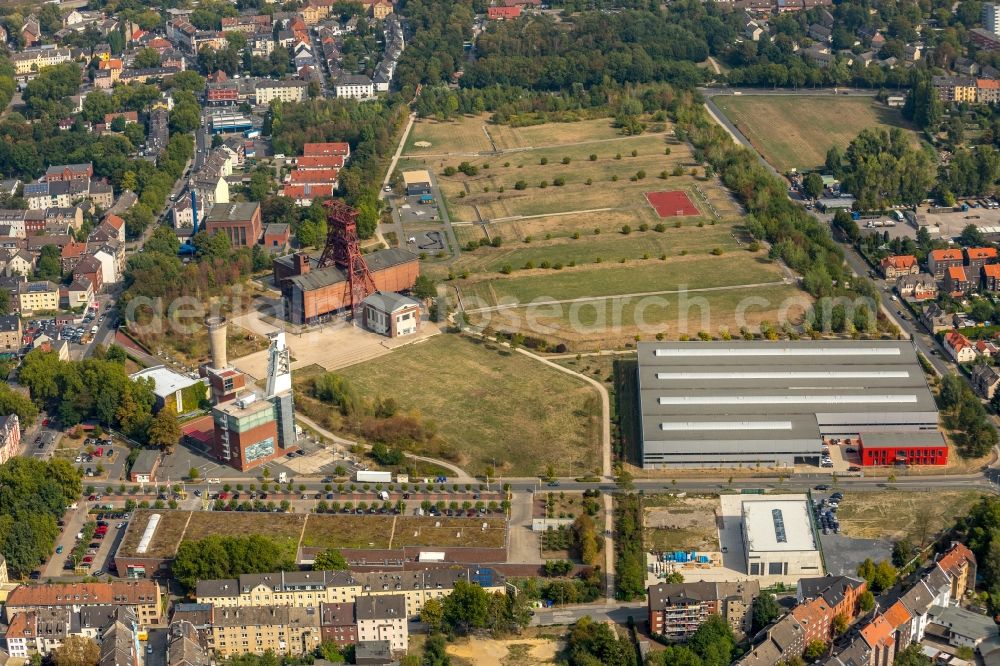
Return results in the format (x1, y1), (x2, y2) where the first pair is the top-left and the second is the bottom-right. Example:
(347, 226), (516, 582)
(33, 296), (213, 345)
(857, 431), (949, 466)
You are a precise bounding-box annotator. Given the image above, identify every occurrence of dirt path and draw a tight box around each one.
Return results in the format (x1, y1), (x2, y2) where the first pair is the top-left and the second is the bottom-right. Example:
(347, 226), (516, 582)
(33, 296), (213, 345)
(294, 413), (475, 482)
(463, 279), (791, 314)
(515, 347), (611, 479)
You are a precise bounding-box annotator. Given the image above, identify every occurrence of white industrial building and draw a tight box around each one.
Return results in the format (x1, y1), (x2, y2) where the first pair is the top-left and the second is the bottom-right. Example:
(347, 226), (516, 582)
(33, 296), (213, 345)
(741, 497), (822, 579)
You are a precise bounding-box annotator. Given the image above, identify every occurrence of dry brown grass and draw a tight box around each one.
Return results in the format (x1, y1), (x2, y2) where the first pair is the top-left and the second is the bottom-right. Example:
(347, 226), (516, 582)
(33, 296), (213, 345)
(302, 514), (394, 549)
(183, 512), (306, 558)
(117, 510), (192, 558)
(337, 334), (601, 477)
(834, 490), (984, 545)
(393, 516), (506, 548)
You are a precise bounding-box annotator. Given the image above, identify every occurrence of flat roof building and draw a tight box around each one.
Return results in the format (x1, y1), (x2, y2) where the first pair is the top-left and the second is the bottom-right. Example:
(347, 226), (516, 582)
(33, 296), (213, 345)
(636, 341), (940, 468)
(741, 497), (822, 579)
(401, 170), (432, 195)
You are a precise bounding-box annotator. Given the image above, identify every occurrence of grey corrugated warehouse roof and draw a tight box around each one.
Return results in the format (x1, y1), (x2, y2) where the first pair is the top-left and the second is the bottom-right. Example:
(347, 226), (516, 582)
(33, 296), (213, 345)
(637, 341), (940, 468)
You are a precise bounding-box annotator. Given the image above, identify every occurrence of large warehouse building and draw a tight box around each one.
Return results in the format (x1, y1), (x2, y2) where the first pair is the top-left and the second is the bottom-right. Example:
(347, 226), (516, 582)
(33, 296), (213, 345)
(273, 248), (419, 324)
(636, 341), (940, 468)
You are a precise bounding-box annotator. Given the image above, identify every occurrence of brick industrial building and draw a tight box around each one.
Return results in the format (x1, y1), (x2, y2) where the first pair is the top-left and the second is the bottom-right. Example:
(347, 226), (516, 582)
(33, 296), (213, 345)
(204, 202), (263, 247)
(273, 248), (419, 324)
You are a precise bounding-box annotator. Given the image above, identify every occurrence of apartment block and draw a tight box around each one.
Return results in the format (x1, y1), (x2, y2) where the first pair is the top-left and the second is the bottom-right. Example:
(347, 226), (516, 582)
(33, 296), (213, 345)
(208, 606), (321, 657)
(3, 581), (163, 626)
(647, 581), (760, 641)
(355, 595), (407, 653)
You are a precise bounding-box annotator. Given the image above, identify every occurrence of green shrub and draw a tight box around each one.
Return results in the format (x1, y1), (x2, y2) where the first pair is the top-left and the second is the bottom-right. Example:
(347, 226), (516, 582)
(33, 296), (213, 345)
(514, 180), (527, 190)
(553, 177), (565, 186)
(589, 154), (597, 161)
(540, 156), (548, 165)
(562, 157), (571, 164)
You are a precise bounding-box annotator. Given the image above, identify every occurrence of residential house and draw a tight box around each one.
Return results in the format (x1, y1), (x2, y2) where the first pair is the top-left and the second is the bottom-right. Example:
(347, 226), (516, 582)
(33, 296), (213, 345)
(319, 603), (357, 647)
(928, 248), (964, 279)
(921, 303), (952, 333)
(3, 582), (162, 626)
(254, 80), (308, 105)
(926, 605), (998, 650)
(63, 277), (94, 310)
(73, 255), (104, 294)
(983, 264), (1000, 292)
(167, 620), (208, 666)
(936, 542), (977, 601)
(944, 330), (977, 363)
(208, 605), (322, 657)
(880, 255), (919, 279)
(945, 266), (972, 294)
(0, 414), (20, 466)
(966, 247), (999, 274)
(0, 314), (21, 352)
(896, 274), (937, 301)
(972, 363), (1000, 400)
(17, 281), (60, 315)
(333, 74), (374, 99)
(4, 249), (33, 278)
(355, 595), (407, 653)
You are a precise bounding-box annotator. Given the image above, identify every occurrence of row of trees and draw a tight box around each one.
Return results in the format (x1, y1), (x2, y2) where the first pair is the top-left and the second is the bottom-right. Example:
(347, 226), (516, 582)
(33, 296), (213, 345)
(614, 493), (645, 601)
(0, 456), (81, 575)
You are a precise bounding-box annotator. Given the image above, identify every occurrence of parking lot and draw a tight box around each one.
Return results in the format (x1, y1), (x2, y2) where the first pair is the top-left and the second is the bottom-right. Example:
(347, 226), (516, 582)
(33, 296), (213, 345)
(813, 490), (892, 577)
(25, 302), (110, 352)
(395, 193), (441, 225)
(41, 505), (130, 580)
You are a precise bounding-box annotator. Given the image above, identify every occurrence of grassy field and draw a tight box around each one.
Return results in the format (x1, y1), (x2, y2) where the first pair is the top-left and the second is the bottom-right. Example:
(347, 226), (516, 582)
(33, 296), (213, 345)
(185, 512), (306, 558)
(337, 334), (601, 477)
(461, 253), (785, 307)
(834, 490), (984, 545)
(302, 514), (394, 549)
(465, 283), (808, 349)
(400, 114), (805, 349)
(393, 516), (506, 548)
(713, 95), (916, 174)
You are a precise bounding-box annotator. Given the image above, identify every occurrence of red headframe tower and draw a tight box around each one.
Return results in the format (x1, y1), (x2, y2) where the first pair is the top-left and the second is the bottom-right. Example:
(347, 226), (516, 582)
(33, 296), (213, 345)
(316, 200), (377, 318)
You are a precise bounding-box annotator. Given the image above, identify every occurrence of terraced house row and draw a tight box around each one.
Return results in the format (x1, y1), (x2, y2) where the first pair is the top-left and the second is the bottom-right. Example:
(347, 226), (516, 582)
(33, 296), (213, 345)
(195, 567), (505, 618)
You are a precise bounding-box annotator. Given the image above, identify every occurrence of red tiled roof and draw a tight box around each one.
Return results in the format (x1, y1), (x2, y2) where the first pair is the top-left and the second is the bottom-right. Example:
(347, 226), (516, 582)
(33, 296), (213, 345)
(882, 601), (912, 630)
(931, 249), (963, 262)
(280, 183), (336, 199)
(984, 264), (1000, 279)
(61, 241), (87, 259)
(303, 142), (350, 156)
(967, 247), (998, 260)
(947, 266), (968, 281)
(104, 214), (125, 231)
(938, 542), (976, 574)
(860, 615), (895, 649)
(6, 581), (158, 608)
(880, 255), (917, 270)
(296, 155), (345, 169)
(945, 330), (972, 351)
(289, 169), (339, 184)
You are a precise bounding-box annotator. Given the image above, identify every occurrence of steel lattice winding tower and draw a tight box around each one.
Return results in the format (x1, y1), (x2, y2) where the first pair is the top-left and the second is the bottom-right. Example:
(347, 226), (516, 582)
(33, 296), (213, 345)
(316, 200), (377, 318)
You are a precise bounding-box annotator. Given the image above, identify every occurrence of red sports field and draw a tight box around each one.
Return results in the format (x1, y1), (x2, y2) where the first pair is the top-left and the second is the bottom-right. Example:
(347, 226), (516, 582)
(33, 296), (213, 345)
(645, 190), (699, 218)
